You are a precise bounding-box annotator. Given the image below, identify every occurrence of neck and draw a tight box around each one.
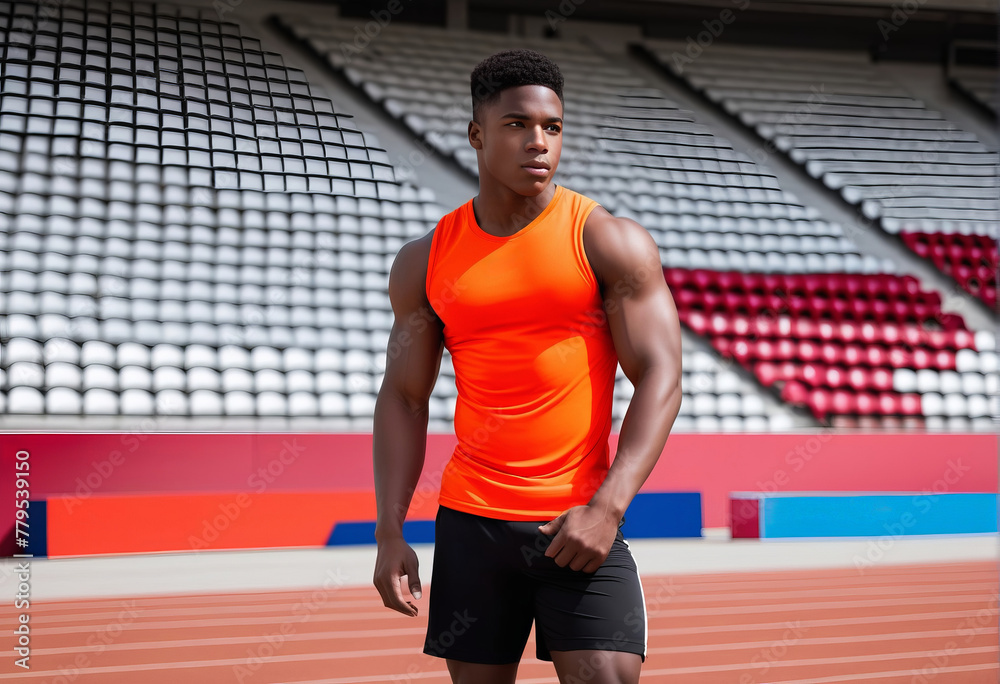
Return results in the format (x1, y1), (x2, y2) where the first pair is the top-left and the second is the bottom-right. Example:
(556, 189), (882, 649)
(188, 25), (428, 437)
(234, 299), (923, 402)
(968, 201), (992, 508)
(472, 183), (557, 237)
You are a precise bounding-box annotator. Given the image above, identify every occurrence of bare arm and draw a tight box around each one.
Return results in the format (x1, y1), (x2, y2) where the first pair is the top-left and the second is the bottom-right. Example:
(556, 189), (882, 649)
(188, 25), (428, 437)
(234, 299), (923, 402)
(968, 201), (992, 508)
(372, 231), (445, 616)
(585, 209), (682, 521)
(541, 208), (682, 572)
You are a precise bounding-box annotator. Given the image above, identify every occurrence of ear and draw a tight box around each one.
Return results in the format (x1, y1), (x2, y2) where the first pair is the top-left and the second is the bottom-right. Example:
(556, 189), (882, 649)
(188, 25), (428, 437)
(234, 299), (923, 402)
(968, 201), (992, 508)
(468, 119), (483, 150)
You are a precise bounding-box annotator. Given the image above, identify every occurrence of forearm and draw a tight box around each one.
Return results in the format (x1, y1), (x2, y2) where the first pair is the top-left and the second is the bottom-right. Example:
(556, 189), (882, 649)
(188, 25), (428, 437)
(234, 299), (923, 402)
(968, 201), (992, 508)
(589, 366), (682, 520)
(373, 391), (429, 542)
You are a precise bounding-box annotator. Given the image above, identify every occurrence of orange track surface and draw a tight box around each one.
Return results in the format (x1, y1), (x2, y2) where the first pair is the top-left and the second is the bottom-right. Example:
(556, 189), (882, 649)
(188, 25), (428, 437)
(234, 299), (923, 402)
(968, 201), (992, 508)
(2, 561), (996, 683)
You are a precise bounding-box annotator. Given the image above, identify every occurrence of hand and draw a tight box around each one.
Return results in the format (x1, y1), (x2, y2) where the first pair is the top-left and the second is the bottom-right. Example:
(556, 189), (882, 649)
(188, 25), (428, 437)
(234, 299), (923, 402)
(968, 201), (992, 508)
(373, 536), (422, 616)
(537, 504), (620, 574)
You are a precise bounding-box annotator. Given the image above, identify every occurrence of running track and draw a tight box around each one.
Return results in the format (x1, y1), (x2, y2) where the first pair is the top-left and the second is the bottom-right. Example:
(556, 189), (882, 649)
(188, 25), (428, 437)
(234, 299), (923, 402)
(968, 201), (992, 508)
(2, 561), (996, 683)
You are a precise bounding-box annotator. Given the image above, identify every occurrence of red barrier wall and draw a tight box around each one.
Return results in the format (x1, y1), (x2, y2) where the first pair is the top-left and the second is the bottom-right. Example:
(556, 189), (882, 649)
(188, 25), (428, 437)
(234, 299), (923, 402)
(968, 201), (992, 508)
(1, 432), (996, 554)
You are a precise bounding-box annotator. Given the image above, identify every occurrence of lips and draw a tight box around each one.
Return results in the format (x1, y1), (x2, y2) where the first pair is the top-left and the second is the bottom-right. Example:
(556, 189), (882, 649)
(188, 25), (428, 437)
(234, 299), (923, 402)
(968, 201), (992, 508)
(522, 161), (550, 176)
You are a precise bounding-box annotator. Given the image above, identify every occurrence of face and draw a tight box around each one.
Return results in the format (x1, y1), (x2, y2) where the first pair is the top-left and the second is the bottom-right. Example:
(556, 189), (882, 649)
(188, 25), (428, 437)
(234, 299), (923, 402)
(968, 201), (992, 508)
(468, 84), (564, 197)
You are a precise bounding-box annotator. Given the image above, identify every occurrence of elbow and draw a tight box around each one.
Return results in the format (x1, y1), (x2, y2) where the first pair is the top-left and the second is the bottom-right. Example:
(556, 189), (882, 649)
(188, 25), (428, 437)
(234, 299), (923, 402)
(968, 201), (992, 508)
(664, 370), (683, 405)
(379, 386), (430, 418)
(640, 364), (682, 407)
(639, 362), (681, 392)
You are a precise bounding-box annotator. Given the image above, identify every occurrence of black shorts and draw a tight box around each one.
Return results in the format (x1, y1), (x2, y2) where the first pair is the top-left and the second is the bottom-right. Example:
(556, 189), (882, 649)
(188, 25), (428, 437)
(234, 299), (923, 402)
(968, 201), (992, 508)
(422, 505), (647, 664)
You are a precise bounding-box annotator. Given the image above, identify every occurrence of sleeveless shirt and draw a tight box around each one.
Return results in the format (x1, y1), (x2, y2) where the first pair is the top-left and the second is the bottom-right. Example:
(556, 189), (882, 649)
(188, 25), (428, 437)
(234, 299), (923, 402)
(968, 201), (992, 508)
(424, 184), (618, 520)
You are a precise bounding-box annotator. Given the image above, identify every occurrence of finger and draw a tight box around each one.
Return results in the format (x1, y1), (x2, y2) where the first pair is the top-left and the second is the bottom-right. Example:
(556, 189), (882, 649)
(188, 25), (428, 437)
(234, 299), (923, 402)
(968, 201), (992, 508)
(375, 575), (406, 614)
(569, 551), (592, 572)
(538, 514), (566, 536)
(543, 527), (567, 558)
(552, 543), (578, 569)
(394, 572), (418, 616)
(380, 570), (417, 617)
(404, 556), (422, 600)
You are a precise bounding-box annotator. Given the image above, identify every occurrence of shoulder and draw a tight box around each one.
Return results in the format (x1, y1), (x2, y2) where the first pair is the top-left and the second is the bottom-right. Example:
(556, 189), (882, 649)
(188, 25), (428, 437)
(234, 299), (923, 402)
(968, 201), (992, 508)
(388, 228), (436, 308)
(392, 197), (474, 301)
(582, 206), (660, 289)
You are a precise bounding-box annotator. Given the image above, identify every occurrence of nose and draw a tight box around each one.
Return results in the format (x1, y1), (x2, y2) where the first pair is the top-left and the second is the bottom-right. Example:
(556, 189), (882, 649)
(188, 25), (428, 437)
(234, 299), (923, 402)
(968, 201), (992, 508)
(525, 125), (547, 153)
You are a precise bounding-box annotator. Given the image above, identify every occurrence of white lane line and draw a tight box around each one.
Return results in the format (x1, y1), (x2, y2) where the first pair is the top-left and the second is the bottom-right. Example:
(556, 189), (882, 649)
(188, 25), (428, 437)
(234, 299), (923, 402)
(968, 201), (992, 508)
(513, 649), (1000, 682)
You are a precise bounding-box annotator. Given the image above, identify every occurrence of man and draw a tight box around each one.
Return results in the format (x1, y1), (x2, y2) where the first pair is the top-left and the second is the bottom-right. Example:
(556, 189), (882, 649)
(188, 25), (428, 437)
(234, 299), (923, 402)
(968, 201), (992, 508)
(372, 48), (682, 684)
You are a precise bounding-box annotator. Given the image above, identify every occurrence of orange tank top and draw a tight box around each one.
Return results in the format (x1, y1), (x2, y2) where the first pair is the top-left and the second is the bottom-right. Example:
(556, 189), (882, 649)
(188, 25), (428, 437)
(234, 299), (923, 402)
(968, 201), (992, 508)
(425, 184), (619, 521)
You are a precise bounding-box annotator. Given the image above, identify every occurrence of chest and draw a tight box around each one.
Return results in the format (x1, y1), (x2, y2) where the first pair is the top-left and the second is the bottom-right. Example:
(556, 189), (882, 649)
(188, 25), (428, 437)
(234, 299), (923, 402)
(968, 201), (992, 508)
(436, 229), (602, 333)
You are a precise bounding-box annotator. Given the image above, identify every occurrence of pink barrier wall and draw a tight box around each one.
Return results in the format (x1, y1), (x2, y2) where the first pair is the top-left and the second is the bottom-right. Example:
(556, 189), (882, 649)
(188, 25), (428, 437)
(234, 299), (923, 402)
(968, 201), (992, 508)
(2, 432), (996, 548)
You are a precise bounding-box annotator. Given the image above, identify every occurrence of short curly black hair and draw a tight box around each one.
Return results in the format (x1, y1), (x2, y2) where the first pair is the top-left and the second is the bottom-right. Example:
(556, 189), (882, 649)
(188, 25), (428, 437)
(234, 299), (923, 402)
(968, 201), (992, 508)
(470, 49), (564, 121)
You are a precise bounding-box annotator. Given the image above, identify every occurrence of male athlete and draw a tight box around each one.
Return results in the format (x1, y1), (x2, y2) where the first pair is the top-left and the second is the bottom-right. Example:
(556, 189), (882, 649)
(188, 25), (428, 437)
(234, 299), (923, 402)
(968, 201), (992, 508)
(373, 49), (682, 684)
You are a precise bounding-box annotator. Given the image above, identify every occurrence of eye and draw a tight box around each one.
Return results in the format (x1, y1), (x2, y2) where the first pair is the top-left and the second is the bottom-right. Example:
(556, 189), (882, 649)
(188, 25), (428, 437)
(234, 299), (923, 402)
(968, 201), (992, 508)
(546, 124), (561, 132)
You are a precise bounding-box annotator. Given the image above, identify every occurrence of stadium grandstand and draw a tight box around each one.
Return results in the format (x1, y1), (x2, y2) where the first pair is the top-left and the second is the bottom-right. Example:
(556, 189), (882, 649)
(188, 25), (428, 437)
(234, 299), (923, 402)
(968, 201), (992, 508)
(1, 0), (996, 432)
(1, 2), (998, 683)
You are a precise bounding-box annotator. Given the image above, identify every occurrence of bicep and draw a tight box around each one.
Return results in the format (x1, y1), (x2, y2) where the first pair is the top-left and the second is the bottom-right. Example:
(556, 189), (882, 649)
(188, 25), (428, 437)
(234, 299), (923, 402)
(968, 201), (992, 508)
(597, 220), (681, 385)
(382, 239), (445, 411)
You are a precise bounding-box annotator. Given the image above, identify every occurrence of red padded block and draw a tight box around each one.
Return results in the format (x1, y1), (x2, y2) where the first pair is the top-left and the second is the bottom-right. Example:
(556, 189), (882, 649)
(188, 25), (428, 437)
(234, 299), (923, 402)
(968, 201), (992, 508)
(730, 496), (760, 539)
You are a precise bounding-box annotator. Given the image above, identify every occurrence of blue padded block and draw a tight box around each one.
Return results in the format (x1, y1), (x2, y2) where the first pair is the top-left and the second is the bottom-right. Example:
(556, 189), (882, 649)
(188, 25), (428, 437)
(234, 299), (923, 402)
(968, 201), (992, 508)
(24, 499), (47, 558)
(327, 519), (436, 546)
(620, 491), (703, 539)
(748, 492), (998, 538)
